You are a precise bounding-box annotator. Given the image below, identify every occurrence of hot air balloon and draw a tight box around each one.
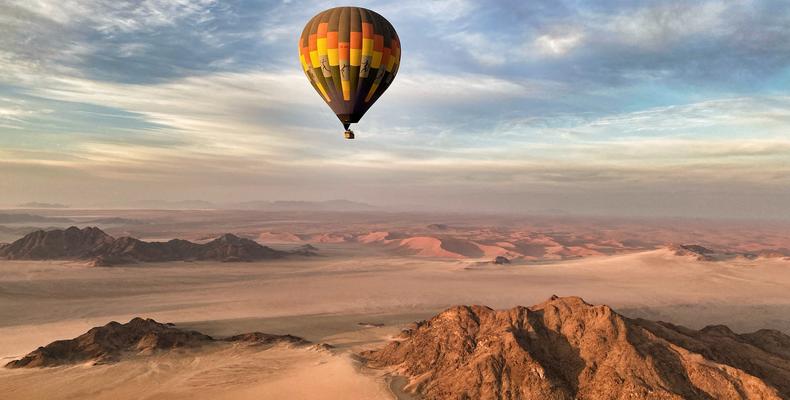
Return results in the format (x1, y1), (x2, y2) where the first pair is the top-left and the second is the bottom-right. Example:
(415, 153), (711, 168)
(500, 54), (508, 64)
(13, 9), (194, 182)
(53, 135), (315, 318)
(299, 7), (401, 139)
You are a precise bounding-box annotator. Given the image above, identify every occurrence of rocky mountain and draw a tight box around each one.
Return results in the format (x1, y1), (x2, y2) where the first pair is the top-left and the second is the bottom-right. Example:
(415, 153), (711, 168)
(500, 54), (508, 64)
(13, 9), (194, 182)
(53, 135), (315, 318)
(0, 226), (114, 259)
(0, 227), (300, 265)
(290, 243), (320, 256)
(363, 296), (790, 400)
(222, 332), (309, 346)
(6, 317), (309, 368)
(493, 255), (510, 264)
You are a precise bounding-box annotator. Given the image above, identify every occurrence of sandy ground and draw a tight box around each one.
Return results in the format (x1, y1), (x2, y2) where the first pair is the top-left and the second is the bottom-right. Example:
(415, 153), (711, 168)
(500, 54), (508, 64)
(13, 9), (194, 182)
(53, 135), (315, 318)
(1, 247), (789, 399)
(0, 343), (390, 400)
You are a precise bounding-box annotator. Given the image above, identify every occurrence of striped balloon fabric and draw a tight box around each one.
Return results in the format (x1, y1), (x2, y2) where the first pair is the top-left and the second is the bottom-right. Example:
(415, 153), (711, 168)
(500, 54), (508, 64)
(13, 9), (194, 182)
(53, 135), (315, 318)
(299, 7), (401, 135)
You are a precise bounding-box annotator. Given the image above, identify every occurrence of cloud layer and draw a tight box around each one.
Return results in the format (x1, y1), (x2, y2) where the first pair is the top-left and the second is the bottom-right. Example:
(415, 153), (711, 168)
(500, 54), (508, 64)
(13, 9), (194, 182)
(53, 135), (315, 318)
(1, 0), (789, 218)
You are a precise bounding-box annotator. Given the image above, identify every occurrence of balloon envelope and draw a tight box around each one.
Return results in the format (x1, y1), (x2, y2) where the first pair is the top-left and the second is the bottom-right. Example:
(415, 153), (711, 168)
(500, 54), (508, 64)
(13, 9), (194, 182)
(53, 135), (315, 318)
(299, 7), (401, 132)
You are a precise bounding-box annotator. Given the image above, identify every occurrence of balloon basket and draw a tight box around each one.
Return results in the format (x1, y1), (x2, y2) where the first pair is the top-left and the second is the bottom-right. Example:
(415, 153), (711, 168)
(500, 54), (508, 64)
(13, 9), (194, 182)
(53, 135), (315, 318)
(344, 130), (355, 139)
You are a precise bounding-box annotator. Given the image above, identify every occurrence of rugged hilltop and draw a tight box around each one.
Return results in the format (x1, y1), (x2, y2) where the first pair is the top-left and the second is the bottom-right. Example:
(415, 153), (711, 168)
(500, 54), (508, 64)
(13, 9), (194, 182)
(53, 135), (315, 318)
(6, 317), (309, 368)
(0, 226), (304, 265)
(363, 296), (790, 400)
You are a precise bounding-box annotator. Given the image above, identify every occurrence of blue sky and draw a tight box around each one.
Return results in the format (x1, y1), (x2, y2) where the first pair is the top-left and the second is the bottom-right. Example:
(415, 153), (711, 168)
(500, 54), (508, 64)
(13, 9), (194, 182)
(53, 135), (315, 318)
(1, 0), (789, 217)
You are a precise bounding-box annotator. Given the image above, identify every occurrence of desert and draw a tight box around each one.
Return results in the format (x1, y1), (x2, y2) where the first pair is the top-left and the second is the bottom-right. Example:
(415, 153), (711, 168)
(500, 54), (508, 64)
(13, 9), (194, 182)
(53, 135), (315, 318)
(1, 209), (789, 399)
(4, 1), (790, 398)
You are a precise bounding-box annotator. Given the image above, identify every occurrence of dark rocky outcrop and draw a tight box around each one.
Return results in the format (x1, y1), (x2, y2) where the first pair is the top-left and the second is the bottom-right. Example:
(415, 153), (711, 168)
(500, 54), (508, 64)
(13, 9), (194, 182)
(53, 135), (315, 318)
(6, 318), (309, 368)
(669, 244), (787, 261)
(5, 318), (212, 368)
(0, 226), (114, 259)
(363, 296), (790, 400)
(427, 224), (450, 230)
(0, 227), (304, 265)
(290, 244), (320, 256)
(678, 244), (715, 255)
(222, 332), (309, 346)
(493, 256), (510, 265)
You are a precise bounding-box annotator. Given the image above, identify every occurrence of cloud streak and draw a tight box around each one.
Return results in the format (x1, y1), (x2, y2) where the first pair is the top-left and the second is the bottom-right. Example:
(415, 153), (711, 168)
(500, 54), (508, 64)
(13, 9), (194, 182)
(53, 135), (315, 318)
(0, 0), (789, 217)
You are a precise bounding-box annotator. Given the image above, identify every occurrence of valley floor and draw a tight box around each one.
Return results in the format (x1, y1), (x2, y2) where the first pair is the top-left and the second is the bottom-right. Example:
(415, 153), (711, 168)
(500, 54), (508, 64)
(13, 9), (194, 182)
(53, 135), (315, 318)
(1, 247), (789, 399)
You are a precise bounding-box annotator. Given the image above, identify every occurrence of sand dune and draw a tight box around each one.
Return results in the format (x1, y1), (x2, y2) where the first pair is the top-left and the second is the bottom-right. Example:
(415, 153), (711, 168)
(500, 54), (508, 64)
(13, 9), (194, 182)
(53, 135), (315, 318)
(6, 210), (790, 263)
(4, 288), (789, 399)
(2, 248), (789, 358)
(375, 235), (523, 260)
(353, 231), (619, 261)
(1, 236), (789, 399)
(1, 344), (389, 400)
(257, 231), (303, 243)
(304, 233), (352, 243)
(473, 242), (521, 258)
(397, 237), (464, 258)
(556, 245), (606, 258)
(357, 231), (393, 244)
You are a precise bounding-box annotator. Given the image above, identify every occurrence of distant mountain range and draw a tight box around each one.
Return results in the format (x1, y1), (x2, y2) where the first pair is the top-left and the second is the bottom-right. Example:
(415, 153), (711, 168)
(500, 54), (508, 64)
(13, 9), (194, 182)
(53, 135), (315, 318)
(0, 226), (314, 266)
(0, 213), (73, 224)
(16, 202), (70, 209)
(10, 199), (378, 211)
(113, 199), (378, 211)
(231, 199), (378, 211)
(126, 200), (217, 209)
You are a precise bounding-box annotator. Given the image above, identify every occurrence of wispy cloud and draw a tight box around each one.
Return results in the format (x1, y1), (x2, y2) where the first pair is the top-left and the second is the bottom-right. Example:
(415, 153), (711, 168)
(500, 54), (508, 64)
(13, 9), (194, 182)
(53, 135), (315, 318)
(1, 0), (789, 217)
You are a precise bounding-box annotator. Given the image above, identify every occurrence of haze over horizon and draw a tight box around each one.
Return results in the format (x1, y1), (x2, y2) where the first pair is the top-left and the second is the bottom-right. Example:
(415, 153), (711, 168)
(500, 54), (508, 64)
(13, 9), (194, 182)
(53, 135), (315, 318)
(2, 0), (789, 218)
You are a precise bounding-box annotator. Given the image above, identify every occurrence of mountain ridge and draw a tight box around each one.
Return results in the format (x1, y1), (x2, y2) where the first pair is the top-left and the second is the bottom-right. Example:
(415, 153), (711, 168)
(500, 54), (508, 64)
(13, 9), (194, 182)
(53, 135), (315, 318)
(5, 317), (310, 368)
(363, 296), (790, 400)
(0, 226), (300, 265)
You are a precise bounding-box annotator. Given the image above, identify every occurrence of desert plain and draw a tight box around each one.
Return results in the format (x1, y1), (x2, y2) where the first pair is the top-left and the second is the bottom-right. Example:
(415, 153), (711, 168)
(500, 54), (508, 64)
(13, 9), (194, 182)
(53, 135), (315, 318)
(1, 208), (789, 399)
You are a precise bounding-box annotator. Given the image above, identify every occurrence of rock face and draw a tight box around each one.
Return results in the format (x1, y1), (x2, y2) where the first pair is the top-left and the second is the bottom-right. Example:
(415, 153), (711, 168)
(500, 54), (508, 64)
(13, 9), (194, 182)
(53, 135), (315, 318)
(493, 256), (510, 265)
(363, 296), (790, 400)
(222, 332), (309, 346)
(0, 226), (114, 259)
(6, 318), (309, 368)
(193, 234), (284, 262)
(0, 227), (297, 265)
(290, 244), (320, 256)
(671, 244), (722, 261)
(6, 318), (212, 368)
(677, 244), (715, 255)
(633, 320), (790, 397)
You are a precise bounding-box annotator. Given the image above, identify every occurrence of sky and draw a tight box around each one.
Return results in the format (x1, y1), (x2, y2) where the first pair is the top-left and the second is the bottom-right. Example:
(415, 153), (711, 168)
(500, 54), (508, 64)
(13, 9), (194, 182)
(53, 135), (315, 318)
(1, 0), (789, 218)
